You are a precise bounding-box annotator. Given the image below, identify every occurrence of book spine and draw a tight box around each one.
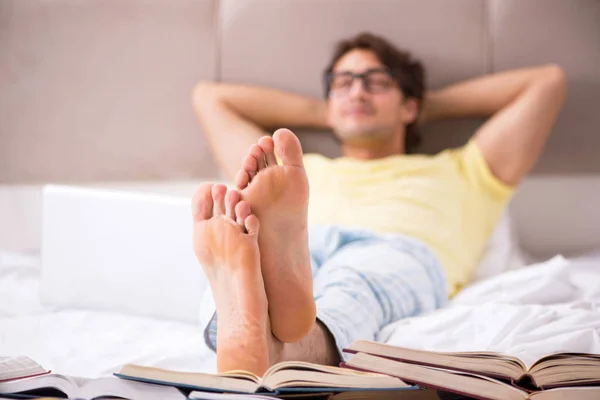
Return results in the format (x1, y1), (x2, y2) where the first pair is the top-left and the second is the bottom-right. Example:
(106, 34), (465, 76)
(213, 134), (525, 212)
(512, 376), (537, 393)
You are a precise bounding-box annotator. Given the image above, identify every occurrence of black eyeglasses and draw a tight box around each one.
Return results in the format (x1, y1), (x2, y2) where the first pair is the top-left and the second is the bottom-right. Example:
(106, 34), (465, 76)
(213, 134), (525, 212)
(324, 68), (397, 96)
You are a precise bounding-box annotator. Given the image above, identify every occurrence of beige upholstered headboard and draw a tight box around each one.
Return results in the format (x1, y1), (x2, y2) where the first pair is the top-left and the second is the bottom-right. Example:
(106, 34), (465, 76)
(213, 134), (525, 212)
(1, 0), (599, 258)
(1, 0), (219, 182)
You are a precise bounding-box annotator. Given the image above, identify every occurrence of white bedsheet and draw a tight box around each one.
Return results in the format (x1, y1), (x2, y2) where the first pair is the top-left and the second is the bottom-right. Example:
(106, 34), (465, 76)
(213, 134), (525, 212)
(1, 251), (599, 377)
(379, 255), (600, 367)
(0, 251), (216, 377)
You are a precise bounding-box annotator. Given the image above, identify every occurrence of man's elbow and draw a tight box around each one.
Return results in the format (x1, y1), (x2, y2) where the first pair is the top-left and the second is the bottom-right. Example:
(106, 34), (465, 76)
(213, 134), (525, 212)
(540, 64), (568, 103)
(191, 81), (220, 112)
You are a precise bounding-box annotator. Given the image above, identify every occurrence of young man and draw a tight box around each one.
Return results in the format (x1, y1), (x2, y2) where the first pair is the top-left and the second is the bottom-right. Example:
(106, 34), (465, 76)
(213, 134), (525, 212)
(191, 33), (567, 375)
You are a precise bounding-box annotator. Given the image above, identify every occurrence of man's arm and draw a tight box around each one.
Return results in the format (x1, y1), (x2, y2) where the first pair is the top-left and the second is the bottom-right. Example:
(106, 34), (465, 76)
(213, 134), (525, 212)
(421, 65), (567, 186)
(192, 82), (328, 180)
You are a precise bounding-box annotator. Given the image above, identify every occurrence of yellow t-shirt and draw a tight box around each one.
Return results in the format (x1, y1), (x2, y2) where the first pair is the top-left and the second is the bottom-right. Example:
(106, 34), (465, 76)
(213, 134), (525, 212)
(303, 141), (514, 297)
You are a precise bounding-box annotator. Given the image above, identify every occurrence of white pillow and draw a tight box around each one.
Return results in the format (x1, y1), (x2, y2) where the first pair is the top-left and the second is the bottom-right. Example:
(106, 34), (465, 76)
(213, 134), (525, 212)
(472, 206), (527, 283)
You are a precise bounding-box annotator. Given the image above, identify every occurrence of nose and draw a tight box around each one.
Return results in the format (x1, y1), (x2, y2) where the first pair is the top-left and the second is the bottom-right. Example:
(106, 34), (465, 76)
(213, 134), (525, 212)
(347, 77), (368, 99)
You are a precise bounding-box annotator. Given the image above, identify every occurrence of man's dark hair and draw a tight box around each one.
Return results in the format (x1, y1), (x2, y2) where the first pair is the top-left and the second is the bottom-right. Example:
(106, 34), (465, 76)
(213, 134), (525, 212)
(324, 32), (426, 153)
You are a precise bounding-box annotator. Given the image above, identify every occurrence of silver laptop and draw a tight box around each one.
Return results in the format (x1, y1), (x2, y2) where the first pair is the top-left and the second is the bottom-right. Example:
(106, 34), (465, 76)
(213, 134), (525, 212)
(40, 184), (208, 323)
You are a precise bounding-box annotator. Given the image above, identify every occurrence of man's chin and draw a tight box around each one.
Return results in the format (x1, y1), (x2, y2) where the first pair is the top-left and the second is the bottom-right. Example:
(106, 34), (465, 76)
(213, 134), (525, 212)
(335, 126), (386, 142)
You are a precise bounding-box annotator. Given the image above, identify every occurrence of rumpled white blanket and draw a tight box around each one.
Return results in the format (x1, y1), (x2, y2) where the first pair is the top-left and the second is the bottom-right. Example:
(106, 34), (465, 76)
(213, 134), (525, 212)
(0, 251), (215, 377)
(378, 255), (600, 367)
(1, 252), (599, 376)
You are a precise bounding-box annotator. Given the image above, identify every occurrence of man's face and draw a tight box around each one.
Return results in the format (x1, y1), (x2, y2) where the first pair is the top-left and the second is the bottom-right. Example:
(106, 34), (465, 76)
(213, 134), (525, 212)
(326, 49), (416, 145)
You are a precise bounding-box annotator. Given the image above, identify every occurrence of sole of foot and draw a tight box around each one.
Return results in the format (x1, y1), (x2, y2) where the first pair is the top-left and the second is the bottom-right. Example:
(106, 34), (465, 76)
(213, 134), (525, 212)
(234, 129), (316, 343)
(192, 183), (271, 375)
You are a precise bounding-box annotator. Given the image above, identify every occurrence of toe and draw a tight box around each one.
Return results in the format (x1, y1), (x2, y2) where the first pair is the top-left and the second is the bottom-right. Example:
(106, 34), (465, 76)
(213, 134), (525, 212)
(258, 136), (278, 166)
(235, 200), (252, 228)
(244, 214), (260, 236)
(235, 170), (250, 189)
(211, 184), (227, 216)
(242, 155), (258, 179)
(273, 128), (304, 167)
(249, 144), (267, 171)
(225, 189), (240, 220)
(192, 183), (214, 221)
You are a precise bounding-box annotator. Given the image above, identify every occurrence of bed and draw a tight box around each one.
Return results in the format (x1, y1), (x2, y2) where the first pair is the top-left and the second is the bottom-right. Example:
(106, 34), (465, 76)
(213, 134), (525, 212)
(1, 0), (600, 380)
(2, 245), (599, 377)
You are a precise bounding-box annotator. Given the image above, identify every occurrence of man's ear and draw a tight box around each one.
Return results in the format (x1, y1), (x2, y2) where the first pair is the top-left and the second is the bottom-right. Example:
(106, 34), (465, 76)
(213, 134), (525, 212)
(400, 97), (419, 124)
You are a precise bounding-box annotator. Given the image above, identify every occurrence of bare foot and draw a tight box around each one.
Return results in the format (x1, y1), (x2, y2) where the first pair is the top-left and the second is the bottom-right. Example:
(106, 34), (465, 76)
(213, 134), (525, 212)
(192, 183), (270, 376)
(234, 128), (316, 343)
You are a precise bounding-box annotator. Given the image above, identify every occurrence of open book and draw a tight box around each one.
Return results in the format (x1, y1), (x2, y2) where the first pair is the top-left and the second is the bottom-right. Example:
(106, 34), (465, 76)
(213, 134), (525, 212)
(344, 340), (600, 389)
(0, 356), (49, 382)
(116, 361), (413, 395)
(0, 373), (185, 400)
(343, 341), (600, 400)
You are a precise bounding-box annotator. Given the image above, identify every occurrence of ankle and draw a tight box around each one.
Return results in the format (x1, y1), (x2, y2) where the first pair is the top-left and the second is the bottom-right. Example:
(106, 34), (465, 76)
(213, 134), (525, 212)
(217, 334), (270, 375)
(267, 330), (284, 365)
(271, 298), (317, 343)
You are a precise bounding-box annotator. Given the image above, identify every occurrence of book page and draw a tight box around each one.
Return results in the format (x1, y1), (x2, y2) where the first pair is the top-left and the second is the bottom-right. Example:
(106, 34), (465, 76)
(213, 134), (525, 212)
(0, 356), (48, 382)
(529, 353), (600, 374)
(528, 387), (600, 400)
(66, 375), (91, 388)
(528, 354), (600, 387)
(264, 361), (395, 378)
(0, 373), (73, 396)
(221, 370), (261, 381)
(346, 340), (526, 381)
(80, 377), (185, 400)
(118, 364), (259, 393)
(346, 353), (528, 400)
(261, 368), (408, 391)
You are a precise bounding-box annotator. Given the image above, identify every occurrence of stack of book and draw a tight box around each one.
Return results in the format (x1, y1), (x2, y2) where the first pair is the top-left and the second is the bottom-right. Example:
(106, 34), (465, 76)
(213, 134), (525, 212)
(2, 342), (599, 399)
(342, 341), (600, 400)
